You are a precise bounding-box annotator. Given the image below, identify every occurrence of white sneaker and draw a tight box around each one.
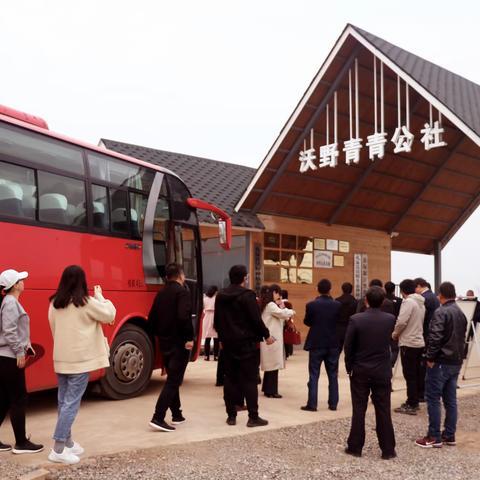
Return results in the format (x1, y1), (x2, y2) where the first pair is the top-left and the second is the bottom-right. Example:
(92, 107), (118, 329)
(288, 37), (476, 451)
(48, 449), (80, 465)
(65, 442), (84, 456)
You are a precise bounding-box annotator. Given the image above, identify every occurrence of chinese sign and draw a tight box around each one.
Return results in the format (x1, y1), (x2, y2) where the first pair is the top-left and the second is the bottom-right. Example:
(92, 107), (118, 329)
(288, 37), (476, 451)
(298, 56), (448, 173)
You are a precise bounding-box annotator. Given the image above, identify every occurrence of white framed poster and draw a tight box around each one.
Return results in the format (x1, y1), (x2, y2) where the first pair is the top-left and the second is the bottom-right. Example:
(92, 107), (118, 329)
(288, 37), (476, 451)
(326, 239), (339, 251)
(314, 250), (333, 268)
(339, 241), (350, 253)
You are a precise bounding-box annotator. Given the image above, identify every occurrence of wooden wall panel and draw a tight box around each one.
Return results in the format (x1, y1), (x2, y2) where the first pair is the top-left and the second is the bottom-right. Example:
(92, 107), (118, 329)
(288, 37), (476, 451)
(256, 214), (391, 338)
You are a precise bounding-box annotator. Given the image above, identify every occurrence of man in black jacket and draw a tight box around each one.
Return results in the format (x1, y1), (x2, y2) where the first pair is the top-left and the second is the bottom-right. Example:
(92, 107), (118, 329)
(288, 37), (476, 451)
(385, 281), (402, 367)
(344, 286), (397, 459)
(335, 282), (358, 352)
(356, 279), (395, 315)
(414, 277), (440, 402)
(214, 265), (274, 427)
(148, 263), (193, 432)
(416, 282), (467, 448)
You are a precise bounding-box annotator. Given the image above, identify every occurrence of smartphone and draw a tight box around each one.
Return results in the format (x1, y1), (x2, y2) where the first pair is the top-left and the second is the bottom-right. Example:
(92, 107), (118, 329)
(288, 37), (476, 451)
(26, 346), (36, 357)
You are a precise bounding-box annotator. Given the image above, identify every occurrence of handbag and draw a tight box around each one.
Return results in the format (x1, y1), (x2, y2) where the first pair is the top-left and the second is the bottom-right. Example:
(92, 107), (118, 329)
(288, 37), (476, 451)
(284, 327), (301, 345)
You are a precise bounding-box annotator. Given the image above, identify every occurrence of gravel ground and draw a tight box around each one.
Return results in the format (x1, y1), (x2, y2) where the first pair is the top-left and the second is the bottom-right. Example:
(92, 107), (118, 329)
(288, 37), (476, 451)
(4, 392), (480, 480)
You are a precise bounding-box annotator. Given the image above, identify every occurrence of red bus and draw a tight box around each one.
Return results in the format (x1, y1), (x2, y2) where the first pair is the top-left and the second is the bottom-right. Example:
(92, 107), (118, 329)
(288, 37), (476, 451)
(0, 105), (231, 399)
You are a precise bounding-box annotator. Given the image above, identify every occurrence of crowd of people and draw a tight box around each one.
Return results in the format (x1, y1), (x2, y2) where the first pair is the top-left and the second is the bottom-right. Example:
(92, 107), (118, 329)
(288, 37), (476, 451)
(0, 262), (474, 465)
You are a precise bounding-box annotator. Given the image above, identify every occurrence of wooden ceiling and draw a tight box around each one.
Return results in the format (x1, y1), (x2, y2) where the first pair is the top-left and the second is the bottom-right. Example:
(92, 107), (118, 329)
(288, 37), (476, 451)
(238, 32), (480, 254)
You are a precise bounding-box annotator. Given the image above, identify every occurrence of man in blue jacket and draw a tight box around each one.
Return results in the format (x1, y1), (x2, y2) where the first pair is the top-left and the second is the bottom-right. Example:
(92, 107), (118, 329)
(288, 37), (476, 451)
(301, 278), (341, 412)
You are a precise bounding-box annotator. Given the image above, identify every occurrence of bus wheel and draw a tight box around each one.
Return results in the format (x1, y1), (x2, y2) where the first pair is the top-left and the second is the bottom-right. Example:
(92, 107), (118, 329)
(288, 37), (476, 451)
(99, 323), (154, 400)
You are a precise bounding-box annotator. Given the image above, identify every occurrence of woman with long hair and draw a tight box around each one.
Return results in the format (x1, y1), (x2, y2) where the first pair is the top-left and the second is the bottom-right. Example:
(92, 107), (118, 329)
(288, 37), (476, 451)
(203, 285), (219, 361)
(259, 284), (295, 398)
(48, 265), (115, 465)
(0, 269), (43, 454)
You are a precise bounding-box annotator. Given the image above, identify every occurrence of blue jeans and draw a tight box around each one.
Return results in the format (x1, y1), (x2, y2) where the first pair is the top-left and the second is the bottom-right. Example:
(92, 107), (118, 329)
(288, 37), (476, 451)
(53, 373), (89, 442)
(425, 363), (461, 441)
(307, 348), (339, 409)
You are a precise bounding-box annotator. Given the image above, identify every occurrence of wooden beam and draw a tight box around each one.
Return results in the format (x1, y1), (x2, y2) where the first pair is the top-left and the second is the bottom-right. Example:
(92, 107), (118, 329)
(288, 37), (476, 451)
(389, 136), (466, 232)
(250, 46), (362, 214)
(440, 188), (480, 248)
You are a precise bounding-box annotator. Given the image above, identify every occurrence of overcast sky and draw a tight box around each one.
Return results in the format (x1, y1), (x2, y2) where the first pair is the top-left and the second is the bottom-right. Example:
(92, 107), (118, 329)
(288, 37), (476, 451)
(2, 0), (479, 294)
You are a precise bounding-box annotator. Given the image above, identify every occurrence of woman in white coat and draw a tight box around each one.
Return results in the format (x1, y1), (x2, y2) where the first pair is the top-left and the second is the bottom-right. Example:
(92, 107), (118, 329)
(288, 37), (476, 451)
(260, 284), (295, 398)
(202, 285), (219, 361)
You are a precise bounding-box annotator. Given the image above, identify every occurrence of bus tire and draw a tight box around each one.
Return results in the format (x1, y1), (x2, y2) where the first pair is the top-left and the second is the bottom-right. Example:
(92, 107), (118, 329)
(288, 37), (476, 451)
(99, 323), (154, 400)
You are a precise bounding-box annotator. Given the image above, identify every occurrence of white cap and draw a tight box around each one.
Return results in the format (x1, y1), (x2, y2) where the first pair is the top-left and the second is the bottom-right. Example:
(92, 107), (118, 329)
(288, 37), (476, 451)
(0, 269), (28, 290)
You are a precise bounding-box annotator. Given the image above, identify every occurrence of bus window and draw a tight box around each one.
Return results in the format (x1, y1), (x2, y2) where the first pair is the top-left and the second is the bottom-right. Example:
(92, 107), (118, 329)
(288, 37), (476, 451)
(130, 192), (148, 239)
(152, 197), (171, 277)
(38, 171), (86, 226)
(167, 175), (196, 224)
(174, 224), (197, 281)
(88, 152), (154, 192)
(91, 184), (110, 230)
(110, 189), (129, 234)
(0, 161), (36, 220)
(0, 123), (84, 175)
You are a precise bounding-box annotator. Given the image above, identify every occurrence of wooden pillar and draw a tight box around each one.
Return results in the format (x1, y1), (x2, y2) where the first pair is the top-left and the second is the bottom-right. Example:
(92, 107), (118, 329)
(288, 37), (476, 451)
(434, 241), (442, 293)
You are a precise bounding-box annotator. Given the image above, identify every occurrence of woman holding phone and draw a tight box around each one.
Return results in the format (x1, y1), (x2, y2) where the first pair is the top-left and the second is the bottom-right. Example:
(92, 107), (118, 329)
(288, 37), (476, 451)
(0, 269), (43, 454)
(48, 265), (116, 465)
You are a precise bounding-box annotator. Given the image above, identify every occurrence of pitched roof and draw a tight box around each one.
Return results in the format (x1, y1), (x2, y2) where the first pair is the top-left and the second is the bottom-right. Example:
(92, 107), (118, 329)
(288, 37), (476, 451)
(350, 25), (480, 141)
(100, 139), (263, 229)
(234, 24), (480, 254)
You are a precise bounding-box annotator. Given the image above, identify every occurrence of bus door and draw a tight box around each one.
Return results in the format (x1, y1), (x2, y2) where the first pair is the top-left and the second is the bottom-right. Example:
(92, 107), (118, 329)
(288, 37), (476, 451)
(172, 223), (202, 357)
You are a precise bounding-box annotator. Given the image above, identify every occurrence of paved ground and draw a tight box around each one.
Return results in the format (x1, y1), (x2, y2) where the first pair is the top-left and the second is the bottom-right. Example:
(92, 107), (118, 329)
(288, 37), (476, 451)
(1, 349), (480, 479)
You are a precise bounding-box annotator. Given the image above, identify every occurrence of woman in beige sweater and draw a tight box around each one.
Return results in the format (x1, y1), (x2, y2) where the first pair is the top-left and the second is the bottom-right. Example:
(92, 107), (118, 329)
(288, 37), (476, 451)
(48, 265), (116, 465)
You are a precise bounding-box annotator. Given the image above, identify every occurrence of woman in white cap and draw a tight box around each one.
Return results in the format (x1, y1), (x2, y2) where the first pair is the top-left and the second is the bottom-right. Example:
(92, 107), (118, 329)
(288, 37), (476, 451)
(0, 269), (44, 454)
(48, 265), (116, 465)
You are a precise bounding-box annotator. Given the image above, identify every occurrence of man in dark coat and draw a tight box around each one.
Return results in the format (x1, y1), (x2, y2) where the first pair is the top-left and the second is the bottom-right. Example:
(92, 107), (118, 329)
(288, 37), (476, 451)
(335, 282), (358, 352)
(414, 277), (440, 402)
(214, 265), (274, 427)
(385, 281), (403, 367)
(301, 278), (341, 412)
(415, 282), (467, 448)
(356, 279), (395, 315)
(148, 263), (193, 432)
(344, 286), (397, 459)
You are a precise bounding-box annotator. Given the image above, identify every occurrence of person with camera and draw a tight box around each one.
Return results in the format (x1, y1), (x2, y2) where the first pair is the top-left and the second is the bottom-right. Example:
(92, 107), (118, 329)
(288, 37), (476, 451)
(48, 265), (116, 465)
(0, 269), (44, 454)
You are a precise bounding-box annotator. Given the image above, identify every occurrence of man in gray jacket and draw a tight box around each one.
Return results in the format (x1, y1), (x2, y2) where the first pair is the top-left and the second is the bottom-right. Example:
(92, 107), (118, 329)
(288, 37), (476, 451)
(392, 279), (426, 415)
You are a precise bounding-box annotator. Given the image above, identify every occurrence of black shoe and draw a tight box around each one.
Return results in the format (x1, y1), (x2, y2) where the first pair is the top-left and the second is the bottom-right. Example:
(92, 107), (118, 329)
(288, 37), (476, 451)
(381, 451), (397, 460)
(345, 447), (362, 458)
(247, 417), (268, 428)
(226, 416), (236, 426)
(265, 393), (283, 399)
(442, 434), (456, 446)
(149, 418), (176, 432)
(171, 414), (186, 424)
(215, 382), (224, 387)
(12, 439), (44, 454)
(328, 405), (337, 411)
(418, 397), (426, 403)
(214, 356), (218, 361)
(0, 441), (12, 452)
(300, 405), (317, 412)
(204, 357), (210, 361)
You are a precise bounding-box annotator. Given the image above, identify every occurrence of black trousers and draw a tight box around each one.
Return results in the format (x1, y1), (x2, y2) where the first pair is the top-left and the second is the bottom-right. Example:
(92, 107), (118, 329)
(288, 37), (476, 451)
(400, 346), (424, 407)
(204, 338), (219, 359)
(154, 347), (190, 421)
(0, 356), (28, 443)
(347, 373), (396, 455)
(418, 352), (426, 400)
(262, 370), (278, 395)
(223, 346), (260, 419)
